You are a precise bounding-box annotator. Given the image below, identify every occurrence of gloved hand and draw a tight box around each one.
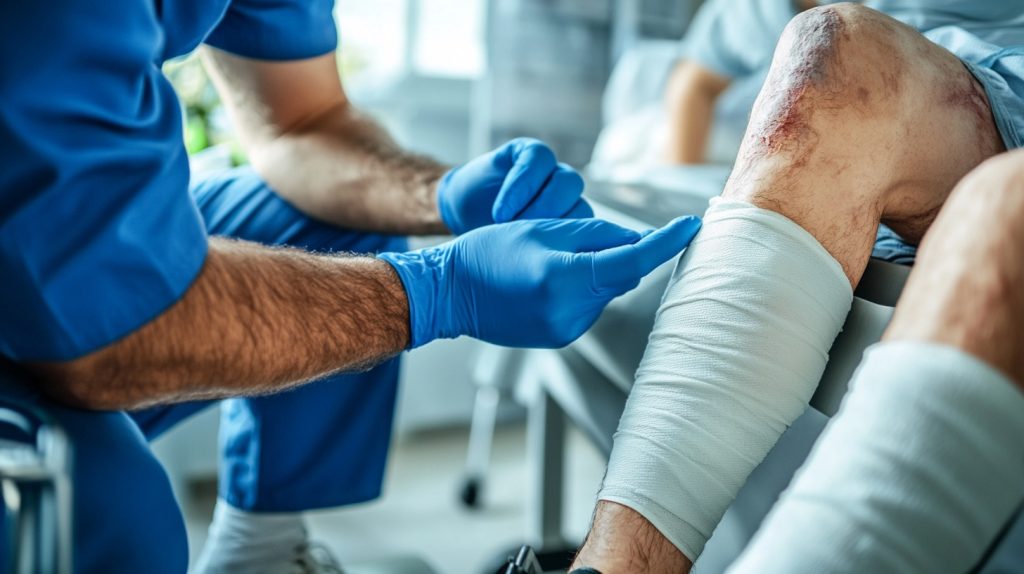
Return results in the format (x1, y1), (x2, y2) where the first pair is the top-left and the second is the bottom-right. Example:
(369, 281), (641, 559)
(437, 138), (592, 235)
(378, 216), (702, 349)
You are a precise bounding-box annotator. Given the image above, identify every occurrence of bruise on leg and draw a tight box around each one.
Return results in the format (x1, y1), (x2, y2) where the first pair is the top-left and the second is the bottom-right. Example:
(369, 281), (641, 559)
(882, 59), (1004, 244)
(737, 5), (911, 170)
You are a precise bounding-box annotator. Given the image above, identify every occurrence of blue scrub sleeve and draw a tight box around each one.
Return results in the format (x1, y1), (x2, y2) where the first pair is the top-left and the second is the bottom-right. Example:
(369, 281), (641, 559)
(205, 0), (338, 60)
(0, 2), (208, 361)
(682, 0), (799, 79)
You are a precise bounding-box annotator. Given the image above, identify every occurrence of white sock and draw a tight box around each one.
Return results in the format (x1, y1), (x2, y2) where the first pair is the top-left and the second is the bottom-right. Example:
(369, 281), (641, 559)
(729, 342), (1024, 573)
(599, 198), (853, 560)
(192, 500), (308, 574)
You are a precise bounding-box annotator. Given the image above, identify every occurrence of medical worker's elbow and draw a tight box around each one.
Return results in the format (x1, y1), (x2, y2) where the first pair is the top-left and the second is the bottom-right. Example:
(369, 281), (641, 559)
(31, 357), (136, 411)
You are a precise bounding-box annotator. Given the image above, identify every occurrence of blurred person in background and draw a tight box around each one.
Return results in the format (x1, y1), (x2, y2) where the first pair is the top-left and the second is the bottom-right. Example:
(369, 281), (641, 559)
(664, 0), (829, 165)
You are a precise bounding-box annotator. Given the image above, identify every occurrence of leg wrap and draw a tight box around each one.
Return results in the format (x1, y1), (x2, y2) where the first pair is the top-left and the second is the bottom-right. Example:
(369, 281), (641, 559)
(730, 342), (1024, 573)
(599, 199), (853, 560)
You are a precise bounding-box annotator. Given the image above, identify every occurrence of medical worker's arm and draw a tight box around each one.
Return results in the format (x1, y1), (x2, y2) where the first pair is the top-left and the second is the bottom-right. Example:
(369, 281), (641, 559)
(663, 60), (731, 164)
(34, 239), (407, 410)
(35, 217), (700, 411)
(202, 49), (589, 236)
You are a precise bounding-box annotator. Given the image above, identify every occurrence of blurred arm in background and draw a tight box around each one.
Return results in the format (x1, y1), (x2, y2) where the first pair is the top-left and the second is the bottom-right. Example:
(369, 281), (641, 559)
(663, 0), (821, 165)
(663, 59), (731, 164)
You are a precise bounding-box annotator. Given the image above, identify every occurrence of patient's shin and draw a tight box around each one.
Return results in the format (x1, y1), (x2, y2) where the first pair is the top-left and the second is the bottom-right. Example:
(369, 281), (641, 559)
(599, 198), (853, 560)
(730, 342), (1024, 573)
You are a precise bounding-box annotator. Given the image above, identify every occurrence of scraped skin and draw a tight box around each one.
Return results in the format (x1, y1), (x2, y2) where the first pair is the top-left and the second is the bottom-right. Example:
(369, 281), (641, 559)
(573, 4), (1004, 572)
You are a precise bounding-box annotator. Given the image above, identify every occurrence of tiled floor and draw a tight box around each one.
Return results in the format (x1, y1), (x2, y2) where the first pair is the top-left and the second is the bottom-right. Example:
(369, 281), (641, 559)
(181, 423), (607, 574)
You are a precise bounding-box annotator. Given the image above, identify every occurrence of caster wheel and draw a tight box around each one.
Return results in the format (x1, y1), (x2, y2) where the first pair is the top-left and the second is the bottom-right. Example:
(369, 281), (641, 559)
(460, 476), (482, 508)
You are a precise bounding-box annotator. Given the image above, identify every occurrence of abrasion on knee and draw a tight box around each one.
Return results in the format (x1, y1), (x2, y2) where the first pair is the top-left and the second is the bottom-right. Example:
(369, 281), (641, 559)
(599, 198), (853, 560)
(747, 6), (848, 155)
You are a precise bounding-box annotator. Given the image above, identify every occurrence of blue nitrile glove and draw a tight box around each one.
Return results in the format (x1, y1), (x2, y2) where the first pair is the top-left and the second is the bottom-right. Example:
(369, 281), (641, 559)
(378, 216), (702, 349)
(437, 138), (593, 235)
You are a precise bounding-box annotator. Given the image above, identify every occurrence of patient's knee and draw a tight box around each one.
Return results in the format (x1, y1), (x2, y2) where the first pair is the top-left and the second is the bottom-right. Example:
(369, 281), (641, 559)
(748, 3), (914, 154)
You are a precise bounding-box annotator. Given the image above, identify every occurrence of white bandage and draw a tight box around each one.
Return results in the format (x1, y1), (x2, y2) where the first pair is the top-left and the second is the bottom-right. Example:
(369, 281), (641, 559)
(730, 342), (1024, 573)
(599, 198), (853, 560)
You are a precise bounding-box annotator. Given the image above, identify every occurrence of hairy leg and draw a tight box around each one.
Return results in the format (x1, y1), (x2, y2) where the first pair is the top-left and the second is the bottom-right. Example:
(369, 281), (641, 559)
(574, 4), (1004, 572)
(886, 150), (1024, 385)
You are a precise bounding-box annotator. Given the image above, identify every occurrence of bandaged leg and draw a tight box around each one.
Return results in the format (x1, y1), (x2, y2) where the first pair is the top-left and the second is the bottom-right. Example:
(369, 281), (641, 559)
(598, 198), (852, 560)
(729, 342), (1024, 573)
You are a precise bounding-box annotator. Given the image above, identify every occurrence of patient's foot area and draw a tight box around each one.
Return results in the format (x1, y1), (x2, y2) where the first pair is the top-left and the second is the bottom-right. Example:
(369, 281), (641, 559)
(193, 500), (343, 574)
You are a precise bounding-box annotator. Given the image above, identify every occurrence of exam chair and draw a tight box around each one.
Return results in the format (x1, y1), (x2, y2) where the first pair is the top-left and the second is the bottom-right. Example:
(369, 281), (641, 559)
(0, 370), (73, 574)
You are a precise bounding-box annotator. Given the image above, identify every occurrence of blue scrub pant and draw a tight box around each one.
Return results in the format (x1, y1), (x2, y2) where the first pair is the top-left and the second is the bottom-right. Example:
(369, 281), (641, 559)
(0, 167), (407, 574)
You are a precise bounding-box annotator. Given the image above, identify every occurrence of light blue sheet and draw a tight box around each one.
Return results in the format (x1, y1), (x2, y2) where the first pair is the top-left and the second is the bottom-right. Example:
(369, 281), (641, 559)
(869, 0), (1024, 149)
(683, 0), (1024, 149)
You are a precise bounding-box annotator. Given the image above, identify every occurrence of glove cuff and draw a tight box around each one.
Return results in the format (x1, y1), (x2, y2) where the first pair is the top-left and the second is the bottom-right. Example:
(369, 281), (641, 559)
(377, 249), (454, 349)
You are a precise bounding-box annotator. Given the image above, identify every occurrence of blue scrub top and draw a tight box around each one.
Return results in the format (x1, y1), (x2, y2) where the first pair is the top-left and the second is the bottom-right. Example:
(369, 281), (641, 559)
(0, 0), (337, 362)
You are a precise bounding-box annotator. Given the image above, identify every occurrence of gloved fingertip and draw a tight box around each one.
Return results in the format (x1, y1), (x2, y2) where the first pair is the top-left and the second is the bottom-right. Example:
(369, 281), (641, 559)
(518, 139), (556, 164)
(672, 214), (703, 230)
(627, 216), (703, 271)
(657, 215), (703, 242)
(492, 193), (517, 223)
(492, 168), (531, 222)
(557, 163), (585, 192)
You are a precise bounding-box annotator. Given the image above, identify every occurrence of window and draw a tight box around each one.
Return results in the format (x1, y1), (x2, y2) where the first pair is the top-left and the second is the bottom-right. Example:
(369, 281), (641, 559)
(412, 0), (485, 77)
(336, 0), (484, 89)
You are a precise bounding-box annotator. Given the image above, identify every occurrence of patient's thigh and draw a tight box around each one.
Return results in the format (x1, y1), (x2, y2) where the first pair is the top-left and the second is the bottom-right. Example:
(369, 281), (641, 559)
(885, 150), (1024, 385)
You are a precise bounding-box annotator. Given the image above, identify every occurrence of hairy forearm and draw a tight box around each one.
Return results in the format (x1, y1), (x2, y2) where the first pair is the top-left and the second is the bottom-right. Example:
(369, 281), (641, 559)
(33, 237), (409, 410)
(201, 48), (450, 235)
(250, 105), (450, 235)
